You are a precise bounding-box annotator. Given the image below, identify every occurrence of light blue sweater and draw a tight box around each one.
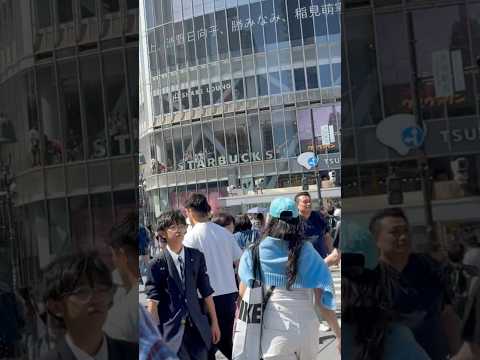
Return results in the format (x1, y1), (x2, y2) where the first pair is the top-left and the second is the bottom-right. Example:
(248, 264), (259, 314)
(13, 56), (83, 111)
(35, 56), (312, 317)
(238, 236), (335, 310)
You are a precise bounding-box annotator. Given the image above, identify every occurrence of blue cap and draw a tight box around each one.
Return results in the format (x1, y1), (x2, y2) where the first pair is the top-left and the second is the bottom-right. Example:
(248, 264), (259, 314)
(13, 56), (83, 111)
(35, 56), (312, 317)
(269, 197), (299, 219)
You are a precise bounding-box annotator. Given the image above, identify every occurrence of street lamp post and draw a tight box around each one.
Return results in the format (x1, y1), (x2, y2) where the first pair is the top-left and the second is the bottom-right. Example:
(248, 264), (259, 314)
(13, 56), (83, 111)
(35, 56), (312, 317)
(406, 12), (436, 248)
(310, 116), (323, 207)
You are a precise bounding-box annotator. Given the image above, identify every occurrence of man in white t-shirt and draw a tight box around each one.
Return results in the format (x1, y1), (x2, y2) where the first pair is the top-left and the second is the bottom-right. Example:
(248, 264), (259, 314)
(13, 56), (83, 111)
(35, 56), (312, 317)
(183, 193), (242, 360)
(103, 218), (139, 343)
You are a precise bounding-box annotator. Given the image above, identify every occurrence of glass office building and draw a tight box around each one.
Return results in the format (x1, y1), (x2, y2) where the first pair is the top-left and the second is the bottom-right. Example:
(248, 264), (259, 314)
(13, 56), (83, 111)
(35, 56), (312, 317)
(342, 0), (480, 249)
(140, 0), (342, 217)
(0, 0), (138, 286)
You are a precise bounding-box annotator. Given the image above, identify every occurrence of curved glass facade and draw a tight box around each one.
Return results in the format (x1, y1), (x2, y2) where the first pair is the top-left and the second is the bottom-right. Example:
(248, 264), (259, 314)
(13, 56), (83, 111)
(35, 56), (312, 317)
(140, 0), (341, 216)
(0, 0), (139, 286)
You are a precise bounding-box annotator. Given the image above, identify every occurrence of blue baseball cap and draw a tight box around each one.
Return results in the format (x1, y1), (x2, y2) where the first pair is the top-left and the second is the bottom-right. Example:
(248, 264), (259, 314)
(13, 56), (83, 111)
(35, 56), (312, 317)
(269, 197), (299, 219)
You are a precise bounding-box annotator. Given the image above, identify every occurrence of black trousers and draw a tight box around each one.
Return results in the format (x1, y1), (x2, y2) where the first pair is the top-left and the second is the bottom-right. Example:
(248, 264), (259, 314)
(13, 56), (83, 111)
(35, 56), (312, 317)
(208, 292), (238, 360)
(178, 319), (208, 360)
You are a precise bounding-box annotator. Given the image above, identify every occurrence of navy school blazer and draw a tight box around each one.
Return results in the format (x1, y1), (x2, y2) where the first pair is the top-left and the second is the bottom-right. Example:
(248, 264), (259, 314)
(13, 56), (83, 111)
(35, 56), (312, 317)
(145, 246), (214, 349)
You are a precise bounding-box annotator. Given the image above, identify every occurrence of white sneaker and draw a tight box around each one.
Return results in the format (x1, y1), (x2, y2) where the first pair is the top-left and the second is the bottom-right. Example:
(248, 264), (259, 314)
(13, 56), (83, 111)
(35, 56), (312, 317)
(319, 321), (331, 332)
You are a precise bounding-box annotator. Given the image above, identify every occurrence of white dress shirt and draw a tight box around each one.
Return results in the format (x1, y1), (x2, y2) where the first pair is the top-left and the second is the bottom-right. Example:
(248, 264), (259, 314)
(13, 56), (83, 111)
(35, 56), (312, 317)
(166, 245), (185, 282)
(103, 284), (138, 343)
(65, 334), (108, 360)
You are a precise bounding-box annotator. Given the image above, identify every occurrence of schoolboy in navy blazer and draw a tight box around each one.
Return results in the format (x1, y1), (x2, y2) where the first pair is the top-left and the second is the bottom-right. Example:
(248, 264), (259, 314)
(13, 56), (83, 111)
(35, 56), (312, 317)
(145, 210), (220, 360)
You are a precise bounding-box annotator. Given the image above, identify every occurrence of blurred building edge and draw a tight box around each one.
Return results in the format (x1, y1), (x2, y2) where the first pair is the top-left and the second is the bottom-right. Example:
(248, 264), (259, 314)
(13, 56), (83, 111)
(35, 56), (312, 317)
(0, 0), (139, 338)
(342, 0), (480, 253)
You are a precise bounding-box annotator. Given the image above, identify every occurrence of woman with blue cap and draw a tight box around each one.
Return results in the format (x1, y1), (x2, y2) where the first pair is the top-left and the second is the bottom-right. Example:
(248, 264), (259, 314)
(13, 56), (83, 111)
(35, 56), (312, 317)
(237, 197), (340, 359)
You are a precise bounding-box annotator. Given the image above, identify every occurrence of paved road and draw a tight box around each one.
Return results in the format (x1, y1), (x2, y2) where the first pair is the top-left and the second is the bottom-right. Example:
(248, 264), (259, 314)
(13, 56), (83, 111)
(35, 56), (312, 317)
(141, 266), (341, 360)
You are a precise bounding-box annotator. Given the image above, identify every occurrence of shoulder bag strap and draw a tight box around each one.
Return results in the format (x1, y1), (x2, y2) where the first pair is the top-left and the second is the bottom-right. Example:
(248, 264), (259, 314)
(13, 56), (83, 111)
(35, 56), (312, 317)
(251, 244), (261, 283)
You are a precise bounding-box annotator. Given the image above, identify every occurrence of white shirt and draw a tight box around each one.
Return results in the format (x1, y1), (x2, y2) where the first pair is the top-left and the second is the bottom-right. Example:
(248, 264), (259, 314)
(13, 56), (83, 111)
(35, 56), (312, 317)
(183, 222), (242, 296)
(166, 245), (186, 282)
(65, 334), (108, 360)
(103, 284), (138, 343)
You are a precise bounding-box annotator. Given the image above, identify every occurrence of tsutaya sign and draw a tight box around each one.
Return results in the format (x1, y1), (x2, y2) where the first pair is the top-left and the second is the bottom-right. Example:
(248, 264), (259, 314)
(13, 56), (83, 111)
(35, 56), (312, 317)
(297, 152), (340, 171)
(179, 151), (275, 170)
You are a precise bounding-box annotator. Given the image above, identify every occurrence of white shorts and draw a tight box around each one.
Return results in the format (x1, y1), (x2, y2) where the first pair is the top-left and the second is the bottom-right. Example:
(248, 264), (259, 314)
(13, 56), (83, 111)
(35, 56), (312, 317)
(261, 288), (319, 360)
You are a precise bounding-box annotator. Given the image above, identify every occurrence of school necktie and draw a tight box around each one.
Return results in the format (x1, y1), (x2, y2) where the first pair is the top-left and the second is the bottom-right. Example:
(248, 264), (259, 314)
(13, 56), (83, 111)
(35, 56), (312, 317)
(178, 255), (185, 285)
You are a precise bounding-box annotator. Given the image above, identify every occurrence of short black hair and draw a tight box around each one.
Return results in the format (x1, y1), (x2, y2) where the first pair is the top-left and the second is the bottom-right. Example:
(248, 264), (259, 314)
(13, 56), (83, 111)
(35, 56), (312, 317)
(42, 251), (113, 303)
(184, 193), (211, 215)
(109, 212), (138, 256)
(212, 212), (235, 228)
(294, 191), (311, 203)
(234, 214), (252, 232)
(369, 207), (409, 238)
(157, 210), (187, 232)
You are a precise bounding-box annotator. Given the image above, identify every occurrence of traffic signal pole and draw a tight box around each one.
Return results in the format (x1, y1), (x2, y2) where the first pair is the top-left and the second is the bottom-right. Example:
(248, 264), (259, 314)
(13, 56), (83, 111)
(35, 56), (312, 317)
(406, 12), (436, 249)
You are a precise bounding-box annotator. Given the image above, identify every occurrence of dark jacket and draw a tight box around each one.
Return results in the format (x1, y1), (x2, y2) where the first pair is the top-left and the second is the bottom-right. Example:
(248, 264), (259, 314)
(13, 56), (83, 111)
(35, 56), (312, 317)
(145, 246), (214, 349)
(39, 335), (138, 360)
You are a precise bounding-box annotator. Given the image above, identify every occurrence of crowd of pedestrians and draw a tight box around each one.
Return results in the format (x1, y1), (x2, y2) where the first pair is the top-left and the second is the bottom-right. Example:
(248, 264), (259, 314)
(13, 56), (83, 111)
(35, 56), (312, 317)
(141, 191), (342, 360)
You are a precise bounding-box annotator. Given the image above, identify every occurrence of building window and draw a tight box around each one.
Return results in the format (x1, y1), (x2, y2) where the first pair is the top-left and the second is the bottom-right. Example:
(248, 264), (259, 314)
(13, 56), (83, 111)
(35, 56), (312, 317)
(306, 66), (319, 89)
(269, 72), (281, 95)
(236, 116), (250, 162)
(274, 0), (289, 45)
(257, 74), (269, 97)
(238, 4), (253, 55)
(162, 93), (170, 113)
(181, 89), (190, 110)
(201, 84), (211, 106)
(153, 95), (161, 115)
(227, 7), (241, 58)
(285, 111), (300, 157)
(216, 10), (229, 59)
(272, 111), (287, 159)
(69, 196), (91, 250)
(212, 82), (222, 104)
(195, 16), (207, 65)
(297, 109), (313, 153)
(280, 69), (294, 93)
(225, 117), (238, 164)
(319, 64), (332, 87)
(205, 13), (219, 62)
(213, 119), (227, 160)
(174, 22), (186, 69)
(245, 76), (257, 99)
(263, 0), (276, 49)
(48, 199), (70, 255)
(191, 87), (200, 108)
(248, 114), (263, 160)
(57, 0), (73, 23)
(172, 127), (183, 170)
(223, 80), (233, 102)
(91, 193), (114, 249)
(102, 0), (119, 13)
(80, 56), (106, 159)
(164, 24), (176, 71)
(251, 2), (265, 53)
(299, 0), (314, 45)
(294, 68), (306, 91)
(58, 61), (84, 162)
(80, 0), (96, 18)
(287, 0), (302, 47)
(260, 112), (274, 158)
(103, 51), (129, 156)
(234, 78), (245, 100)
(38, 0), (52, 28)
(332, 62), (340, 86)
